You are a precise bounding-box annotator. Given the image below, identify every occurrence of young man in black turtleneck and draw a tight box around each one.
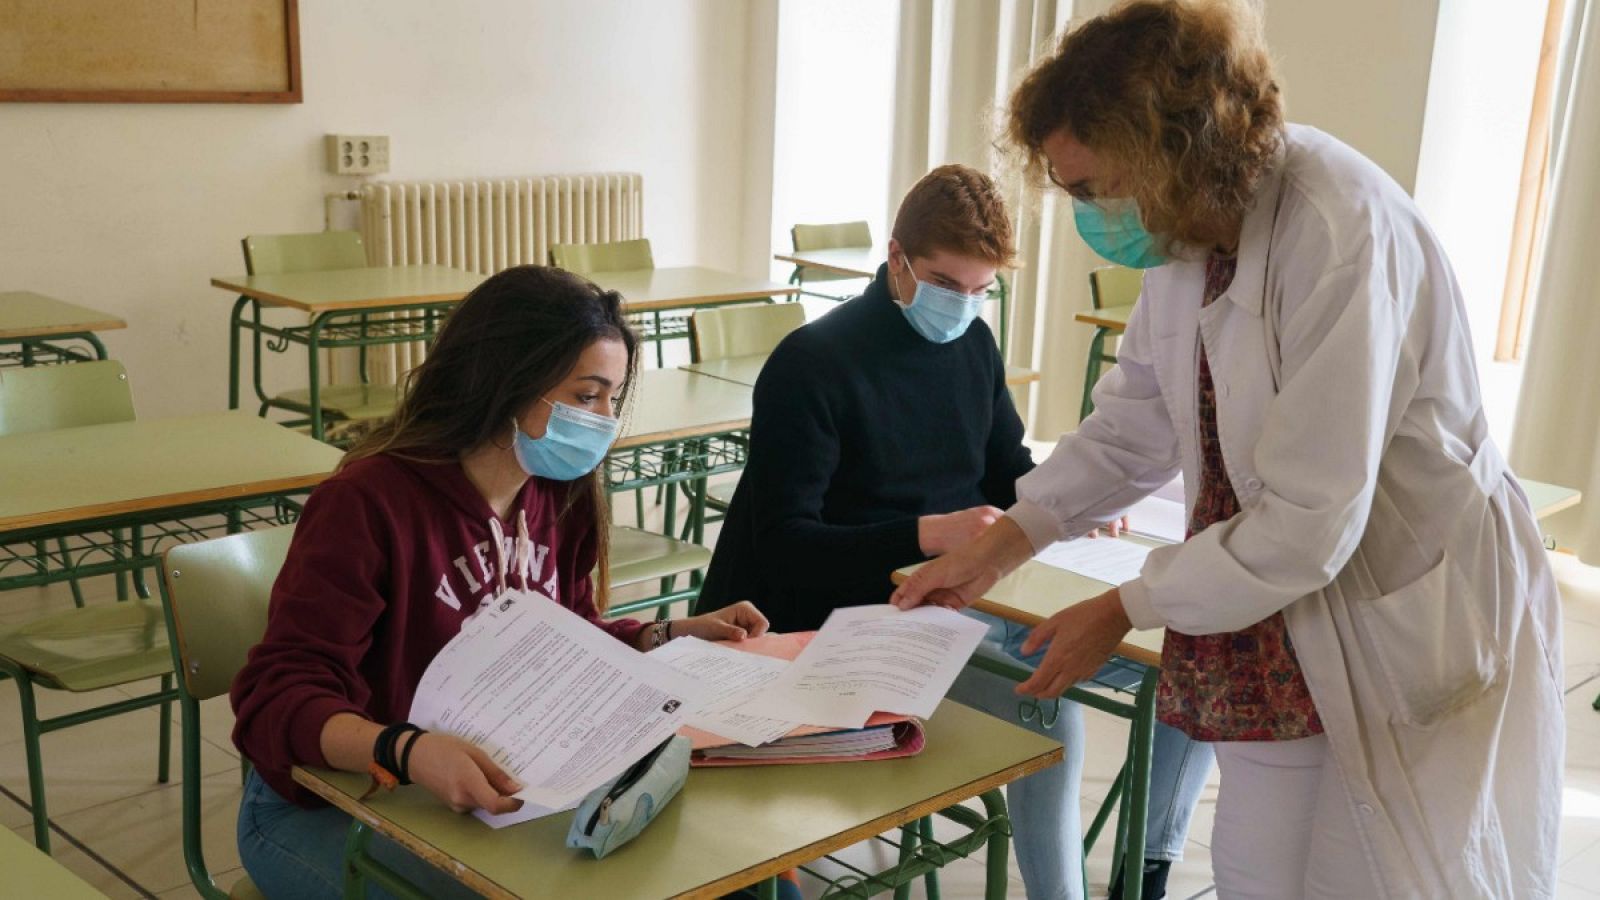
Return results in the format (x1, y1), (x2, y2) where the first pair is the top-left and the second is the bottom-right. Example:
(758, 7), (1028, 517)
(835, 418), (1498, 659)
(698, 165), (1206, 900)
(698, 164), (1028, 631)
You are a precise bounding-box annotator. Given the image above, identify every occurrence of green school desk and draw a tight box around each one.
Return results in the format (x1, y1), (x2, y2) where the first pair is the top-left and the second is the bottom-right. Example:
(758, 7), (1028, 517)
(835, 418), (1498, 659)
(587, 266), (800, 366)
(681, 352), (1042, 389)
(294, 700), (1061, 900)
(0, 411), (341, 594)
(588, 266), (800, 314)
(212, 265), (487, 442)
(1524, 479), (1582, 520)
(607, 368), (754, 547)
(0, 824), (106, 898)
(0, 411), (339, 847)
(893, 474), (1580, 900)
(773, 247), (1022, 360)
(0, 290), (126, 367)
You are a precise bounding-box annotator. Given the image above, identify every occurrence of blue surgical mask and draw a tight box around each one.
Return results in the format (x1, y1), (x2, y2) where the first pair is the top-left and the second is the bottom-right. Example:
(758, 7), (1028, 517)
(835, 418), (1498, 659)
(511, 399), (619, 481)
(1072, 197), (1168, 269)
(896, 255), (987, 344)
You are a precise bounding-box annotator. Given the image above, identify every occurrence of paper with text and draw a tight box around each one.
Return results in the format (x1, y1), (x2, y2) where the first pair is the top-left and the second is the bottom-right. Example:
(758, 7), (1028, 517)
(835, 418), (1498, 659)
(743, 605), (988, 729)
(1035, 537), (1155, 585)
(408, 587), (703, 826)
(1124, 494), (1186, 543)
(649, 637), (800, 747)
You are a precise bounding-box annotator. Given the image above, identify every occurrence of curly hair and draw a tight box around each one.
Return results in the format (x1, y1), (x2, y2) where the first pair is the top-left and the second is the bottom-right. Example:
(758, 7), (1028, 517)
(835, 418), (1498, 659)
(1006, 0), (1284, 252)
(892, 164), (1017, 267)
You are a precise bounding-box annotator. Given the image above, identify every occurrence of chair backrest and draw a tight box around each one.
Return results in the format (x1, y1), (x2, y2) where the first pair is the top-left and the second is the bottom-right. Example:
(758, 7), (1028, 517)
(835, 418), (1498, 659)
(548, 239), (654, 274)
(791, 221), (872, 285)
(791, 220), (872, 252)
(160, 526), (295, 702)
(241, 231), (367, 276)
(0, 359), (135, 436)
(1088, 266), (1143, 310)
(690, 302), (807, 363)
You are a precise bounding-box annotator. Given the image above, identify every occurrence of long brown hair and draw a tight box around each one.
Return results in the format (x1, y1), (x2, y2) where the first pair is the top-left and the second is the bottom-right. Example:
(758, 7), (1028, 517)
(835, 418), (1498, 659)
(1006, 0), (1284, 252)
(344, 265), (640, 609)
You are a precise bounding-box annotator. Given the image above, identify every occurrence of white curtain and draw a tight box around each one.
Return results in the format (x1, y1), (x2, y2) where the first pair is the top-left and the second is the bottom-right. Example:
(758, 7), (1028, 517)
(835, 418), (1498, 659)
(888, 0), (1116, 441)
(1510, 0), (1600, 560)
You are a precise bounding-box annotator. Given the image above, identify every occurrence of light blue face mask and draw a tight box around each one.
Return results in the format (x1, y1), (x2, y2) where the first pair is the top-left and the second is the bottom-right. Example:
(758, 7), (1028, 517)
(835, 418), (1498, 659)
(512, 399), (619, 481)
(1072, 197), (1168, 269)
(896, 255), (987, 344)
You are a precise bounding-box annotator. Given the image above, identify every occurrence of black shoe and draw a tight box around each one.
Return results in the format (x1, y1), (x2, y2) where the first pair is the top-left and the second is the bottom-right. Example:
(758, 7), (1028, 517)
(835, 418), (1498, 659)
(1108, 858), (1171, 900)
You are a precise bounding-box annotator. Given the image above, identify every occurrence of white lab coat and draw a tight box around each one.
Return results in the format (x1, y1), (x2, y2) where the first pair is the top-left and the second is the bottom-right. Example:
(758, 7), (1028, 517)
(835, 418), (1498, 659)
(1008, 125), (1564, 898)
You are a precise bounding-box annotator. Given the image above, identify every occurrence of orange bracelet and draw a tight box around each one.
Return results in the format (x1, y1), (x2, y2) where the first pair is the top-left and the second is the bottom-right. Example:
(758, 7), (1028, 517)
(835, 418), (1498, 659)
(358, 761), (399, 801)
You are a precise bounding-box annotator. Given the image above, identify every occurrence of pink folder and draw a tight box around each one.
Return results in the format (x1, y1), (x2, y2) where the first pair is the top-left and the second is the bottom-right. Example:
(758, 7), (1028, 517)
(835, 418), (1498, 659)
(683, 631), (927, 767)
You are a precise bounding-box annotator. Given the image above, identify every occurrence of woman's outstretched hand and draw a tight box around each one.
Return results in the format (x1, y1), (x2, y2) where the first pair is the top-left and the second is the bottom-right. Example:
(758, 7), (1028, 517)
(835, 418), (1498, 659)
(1014, 590), (1133, 698)
(892, 516), (1036, 611)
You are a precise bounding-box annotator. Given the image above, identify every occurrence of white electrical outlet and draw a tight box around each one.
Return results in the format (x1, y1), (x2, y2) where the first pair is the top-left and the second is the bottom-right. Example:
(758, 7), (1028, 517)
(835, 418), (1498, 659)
(325, 134), (390, 175)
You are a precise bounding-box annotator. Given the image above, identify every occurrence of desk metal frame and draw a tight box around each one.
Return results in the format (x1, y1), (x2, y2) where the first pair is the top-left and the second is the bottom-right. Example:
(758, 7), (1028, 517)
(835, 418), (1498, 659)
(0, 333), (109, 368)
(227, 296), (456, 442)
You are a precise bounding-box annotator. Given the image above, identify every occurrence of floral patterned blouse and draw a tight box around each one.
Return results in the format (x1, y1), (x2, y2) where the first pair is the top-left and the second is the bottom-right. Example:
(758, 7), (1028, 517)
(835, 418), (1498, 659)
(1154, 253), (1324, 742)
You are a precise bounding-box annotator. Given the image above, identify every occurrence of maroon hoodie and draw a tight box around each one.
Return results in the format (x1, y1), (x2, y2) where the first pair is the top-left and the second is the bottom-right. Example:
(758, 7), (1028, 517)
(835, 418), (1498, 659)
(230, 454), (644, 806)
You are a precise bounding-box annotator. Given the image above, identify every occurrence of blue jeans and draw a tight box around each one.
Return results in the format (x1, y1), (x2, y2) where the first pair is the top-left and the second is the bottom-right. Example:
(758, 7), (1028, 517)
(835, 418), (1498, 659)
(944, 611), (1214, 900)
(238, 769), (485, 900)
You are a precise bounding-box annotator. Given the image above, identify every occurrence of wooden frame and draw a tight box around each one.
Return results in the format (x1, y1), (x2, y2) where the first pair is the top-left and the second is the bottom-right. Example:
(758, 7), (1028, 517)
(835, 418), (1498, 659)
(1495, 0), (1567, 361)
(0, 0), (301, 104)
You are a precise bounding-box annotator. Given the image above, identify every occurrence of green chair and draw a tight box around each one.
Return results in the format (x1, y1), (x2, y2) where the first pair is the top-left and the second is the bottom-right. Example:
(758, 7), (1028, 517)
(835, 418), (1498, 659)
(0, 358), (135, 434)
(687, 302), (806, 519)
(790, 221), (873, 302)
(549, 239), (678, 368)
(603, 525), (713, 620)
(241, 232), (400, 437)
(158, 528), (291, 900)
(0, 360), (137, 607)
(549, 238), (654, 274)
(689, 300), (806, 363)
(0, 360), (178, 852)
(1081, 266), (1143, 421)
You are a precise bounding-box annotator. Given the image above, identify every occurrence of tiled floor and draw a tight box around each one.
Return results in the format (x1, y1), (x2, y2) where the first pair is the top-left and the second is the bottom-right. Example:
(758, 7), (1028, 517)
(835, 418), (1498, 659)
(5, 528), (1600, 898)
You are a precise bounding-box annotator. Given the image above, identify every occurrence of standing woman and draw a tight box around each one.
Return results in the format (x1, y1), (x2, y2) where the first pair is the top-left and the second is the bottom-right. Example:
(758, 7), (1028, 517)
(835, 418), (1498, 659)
(893, 1), (1564, 896)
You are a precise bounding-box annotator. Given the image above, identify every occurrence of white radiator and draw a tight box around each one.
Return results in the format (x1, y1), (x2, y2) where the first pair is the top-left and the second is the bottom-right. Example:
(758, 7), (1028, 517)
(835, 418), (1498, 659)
(347, 173), (644, 382)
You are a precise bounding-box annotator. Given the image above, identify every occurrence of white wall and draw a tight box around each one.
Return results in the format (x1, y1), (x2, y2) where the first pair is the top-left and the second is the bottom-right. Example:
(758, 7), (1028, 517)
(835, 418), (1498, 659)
(1259, 0), (1440, 192)
(0, 0), (763, 419)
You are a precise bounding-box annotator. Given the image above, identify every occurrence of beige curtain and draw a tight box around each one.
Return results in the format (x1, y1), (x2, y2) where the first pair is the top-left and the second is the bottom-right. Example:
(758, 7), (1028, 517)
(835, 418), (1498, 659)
(1510, 0), (1600, 560)
(889, 0), (1117, 441)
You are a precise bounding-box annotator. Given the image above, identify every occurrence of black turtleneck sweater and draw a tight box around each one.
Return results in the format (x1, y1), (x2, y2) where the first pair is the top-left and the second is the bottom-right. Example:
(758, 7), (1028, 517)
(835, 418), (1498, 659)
(697, 264), (1035, 632)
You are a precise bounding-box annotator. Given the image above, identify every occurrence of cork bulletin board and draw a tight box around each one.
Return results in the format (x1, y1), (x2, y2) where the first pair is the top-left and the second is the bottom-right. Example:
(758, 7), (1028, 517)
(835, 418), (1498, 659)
(0, 0), (301, 103)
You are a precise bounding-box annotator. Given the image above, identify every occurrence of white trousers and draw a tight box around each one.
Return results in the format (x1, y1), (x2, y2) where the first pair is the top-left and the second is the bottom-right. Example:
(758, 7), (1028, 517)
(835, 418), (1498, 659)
(1211, 734), (1379, 899)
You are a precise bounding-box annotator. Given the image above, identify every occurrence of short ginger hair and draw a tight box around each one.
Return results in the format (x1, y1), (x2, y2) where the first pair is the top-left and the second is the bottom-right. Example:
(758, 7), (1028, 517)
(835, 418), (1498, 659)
(891, 164), (1016, 267)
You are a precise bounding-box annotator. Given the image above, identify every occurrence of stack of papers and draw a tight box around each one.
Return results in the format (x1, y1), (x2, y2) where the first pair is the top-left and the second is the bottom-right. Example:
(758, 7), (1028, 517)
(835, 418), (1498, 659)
(697, 725), (900, 761)
(407, 588), (705, 828)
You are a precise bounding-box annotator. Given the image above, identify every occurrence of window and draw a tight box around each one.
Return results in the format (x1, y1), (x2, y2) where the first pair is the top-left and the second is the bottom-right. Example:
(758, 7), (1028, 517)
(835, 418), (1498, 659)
(1495, 0), (1568, 362)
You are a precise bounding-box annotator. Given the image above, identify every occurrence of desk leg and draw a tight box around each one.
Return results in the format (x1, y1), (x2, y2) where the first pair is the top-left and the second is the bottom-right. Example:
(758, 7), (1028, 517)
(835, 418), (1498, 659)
(84, 332), (109, 361)
(308, 313), (330, 442)
(1081, 326), (1110, 422)
(229, 295), (249, 410)
(977, 789), (1011, 900)
(1113, 666), (1159, 900)
(341, 820), (432, 900)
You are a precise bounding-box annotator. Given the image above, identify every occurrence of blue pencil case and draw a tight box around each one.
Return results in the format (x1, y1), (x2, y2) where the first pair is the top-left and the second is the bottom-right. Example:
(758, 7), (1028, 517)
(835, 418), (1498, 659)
(567, 735), (691, 859)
